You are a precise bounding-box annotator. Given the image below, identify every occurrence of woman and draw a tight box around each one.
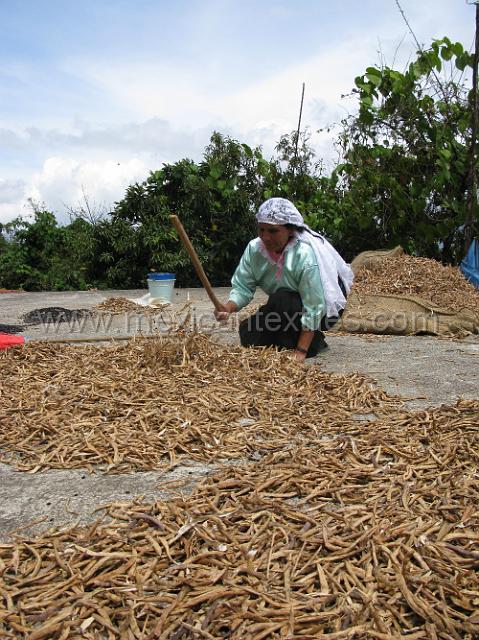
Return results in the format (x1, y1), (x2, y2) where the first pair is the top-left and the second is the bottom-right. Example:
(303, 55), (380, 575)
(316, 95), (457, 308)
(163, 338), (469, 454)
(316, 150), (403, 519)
(215, 198), (354, 361)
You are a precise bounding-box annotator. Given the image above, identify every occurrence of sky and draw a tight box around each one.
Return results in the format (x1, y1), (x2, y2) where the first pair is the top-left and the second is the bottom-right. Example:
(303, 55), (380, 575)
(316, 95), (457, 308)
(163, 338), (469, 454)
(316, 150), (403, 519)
(0, 0), (475, 224)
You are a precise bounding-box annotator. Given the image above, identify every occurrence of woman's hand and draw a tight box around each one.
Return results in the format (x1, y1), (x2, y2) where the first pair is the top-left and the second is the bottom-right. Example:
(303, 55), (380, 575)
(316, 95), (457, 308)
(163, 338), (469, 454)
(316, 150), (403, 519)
(292, 349), (307, 362)
(214, 305), (230, 322)
(214, 301), (237, 322)
(294, 330), (314, 362)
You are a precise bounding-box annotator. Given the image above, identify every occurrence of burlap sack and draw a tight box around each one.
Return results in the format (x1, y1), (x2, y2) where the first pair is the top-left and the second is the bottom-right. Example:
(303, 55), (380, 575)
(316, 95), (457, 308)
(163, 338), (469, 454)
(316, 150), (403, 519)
(334, 291), (479, 335)
(335, 247), (479, 335)
(350, 245), (404, 275)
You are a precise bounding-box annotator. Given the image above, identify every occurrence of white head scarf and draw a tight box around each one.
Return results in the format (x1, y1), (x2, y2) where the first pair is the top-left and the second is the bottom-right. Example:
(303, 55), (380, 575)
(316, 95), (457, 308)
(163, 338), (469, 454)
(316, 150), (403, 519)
(256, 198), (354, 317)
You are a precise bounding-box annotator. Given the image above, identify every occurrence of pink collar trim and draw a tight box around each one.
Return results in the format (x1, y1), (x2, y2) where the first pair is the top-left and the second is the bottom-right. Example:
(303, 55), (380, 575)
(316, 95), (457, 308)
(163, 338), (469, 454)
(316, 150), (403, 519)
(258, 236), (298, 280)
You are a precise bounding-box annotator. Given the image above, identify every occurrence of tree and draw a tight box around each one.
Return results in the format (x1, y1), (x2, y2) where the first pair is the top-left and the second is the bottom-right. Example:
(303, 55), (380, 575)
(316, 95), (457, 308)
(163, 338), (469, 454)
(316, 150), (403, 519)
(335, 38), (474, 262)
(273, 128), (323, 204)
(0, 207), (97, 291)
(111, 132), (277, 286)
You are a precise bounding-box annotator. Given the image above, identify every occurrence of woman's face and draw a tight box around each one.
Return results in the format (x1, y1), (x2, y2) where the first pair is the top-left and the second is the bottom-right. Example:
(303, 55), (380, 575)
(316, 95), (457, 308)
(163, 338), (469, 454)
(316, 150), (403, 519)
(258, 223), (293, 253)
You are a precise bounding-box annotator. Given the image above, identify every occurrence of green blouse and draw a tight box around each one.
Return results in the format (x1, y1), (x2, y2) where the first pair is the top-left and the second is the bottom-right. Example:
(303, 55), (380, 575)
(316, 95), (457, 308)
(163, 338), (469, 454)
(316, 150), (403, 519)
(228, 238), (326, 330)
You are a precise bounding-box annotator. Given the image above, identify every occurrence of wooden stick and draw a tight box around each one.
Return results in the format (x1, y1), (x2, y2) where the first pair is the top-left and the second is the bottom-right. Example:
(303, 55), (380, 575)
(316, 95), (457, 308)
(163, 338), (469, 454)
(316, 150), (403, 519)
(170, 214), (222, 311)
(27, 334), (179, 345)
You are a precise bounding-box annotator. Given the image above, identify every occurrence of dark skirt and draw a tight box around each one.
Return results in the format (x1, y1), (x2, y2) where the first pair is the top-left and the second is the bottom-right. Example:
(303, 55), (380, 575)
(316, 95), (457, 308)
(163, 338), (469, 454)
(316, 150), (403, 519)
(238, 288), (330, 358)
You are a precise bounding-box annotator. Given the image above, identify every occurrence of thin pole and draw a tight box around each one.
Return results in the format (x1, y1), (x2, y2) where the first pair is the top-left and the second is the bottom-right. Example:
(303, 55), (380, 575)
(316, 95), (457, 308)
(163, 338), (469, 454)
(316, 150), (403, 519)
(27, 334), (179, 345)
(292, 82), (305, 175)
(465, 3), (479, 254)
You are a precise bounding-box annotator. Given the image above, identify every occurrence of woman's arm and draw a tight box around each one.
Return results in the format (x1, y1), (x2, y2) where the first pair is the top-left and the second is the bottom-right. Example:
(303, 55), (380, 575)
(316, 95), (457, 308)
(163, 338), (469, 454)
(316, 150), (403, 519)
(294, 259), (327, 361)
(294, 328), (315, 362)
(215, 243), (257, 322)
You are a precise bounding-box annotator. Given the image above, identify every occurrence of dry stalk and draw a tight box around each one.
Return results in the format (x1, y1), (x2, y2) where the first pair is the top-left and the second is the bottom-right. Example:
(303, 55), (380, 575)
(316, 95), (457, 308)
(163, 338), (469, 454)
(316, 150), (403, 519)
(354, 255), (479, 316)
(0, 334), (401, 473)
(0, 398), (478, 637)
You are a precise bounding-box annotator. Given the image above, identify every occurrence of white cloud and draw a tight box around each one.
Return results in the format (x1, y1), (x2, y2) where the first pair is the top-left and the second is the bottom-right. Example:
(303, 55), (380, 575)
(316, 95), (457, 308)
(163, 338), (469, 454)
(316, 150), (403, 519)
(63, 58), (218, 126)
(5, 157), (150, 225)
(0, 118), (213, 160)
(220, 37), (374, 135)
(64, 43), (366, 134)
(0, 178), (27, 204)
(58, 29), (423, 160)
(0, 179), (30, 224)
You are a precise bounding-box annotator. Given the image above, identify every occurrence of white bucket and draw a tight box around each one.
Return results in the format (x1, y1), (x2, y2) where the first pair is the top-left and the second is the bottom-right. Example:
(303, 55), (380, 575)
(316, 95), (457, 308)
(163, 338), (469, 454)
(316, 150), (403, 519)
(147, 273), (176, 303)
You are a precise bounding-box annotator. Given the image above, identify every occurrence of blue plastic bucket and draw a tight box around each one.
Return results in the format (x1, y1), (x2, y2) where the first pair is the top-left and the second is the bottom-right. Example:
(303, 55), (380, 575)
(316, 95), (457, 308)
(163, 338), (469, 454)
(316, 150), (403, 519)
(147, 272), (176, 302)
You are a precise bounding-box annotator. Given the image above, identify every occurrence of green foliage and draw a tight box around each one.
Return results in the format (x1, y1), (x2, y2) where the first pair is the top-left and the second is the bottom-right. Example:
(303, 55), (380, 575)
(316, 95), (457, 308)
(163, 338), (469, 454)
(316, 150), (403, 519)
(273, 128), (324, 204)
(0, 209), (97, 291)
(338, 38), (474, 262)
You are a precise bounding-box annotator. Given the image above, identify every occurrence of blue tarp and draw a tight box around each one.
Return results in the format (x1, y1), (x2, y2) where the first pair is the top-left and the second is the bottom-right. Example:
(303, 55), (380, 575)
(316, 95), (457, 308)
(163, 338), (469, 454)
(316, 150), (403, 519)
(460, 238), (479, 289)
